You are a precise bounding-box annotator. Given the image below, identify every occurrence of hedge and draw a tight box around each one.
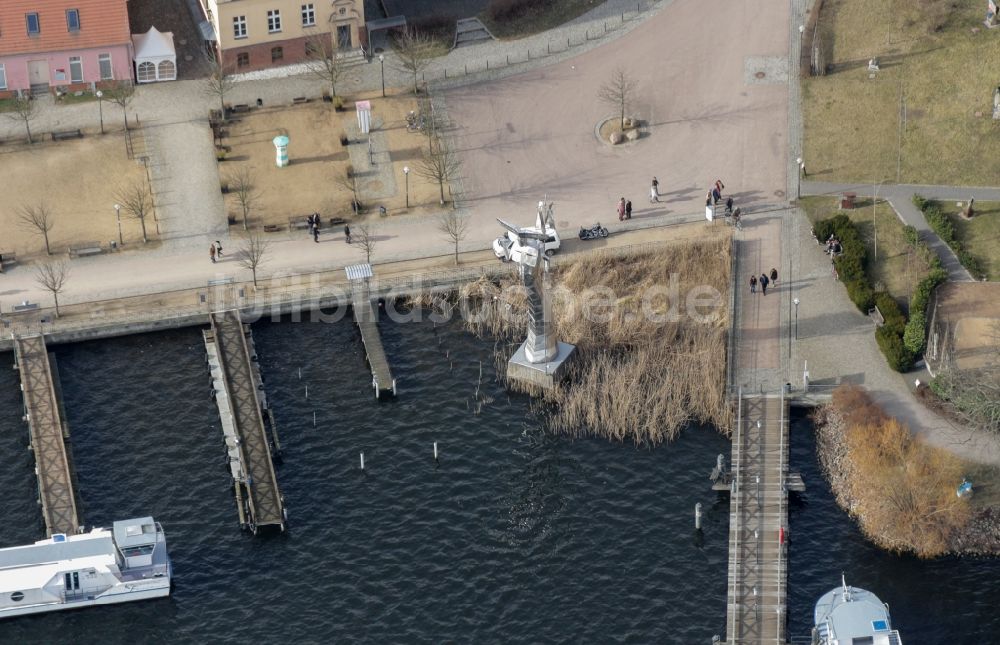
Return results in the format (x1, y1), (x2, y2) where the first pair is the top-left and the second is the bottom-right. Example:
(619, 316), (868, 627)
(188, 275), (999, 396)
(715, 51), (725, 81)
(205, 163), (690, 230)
(903, 267), (947, 355)
(911, 194), (986, 280)
(814, 214), (870, 312)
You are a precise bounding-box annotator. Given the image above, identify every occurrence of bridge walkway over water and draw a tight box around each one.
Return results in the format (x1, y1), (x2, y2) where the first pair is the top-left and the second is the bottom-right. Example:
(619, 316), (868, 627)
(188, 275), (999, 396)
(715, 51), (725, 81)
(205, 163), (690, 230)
(12, 334), (80, 537)
(725, 392), (789, 645)
(206, 311), (285, 532)
(347, 264), (395, 399)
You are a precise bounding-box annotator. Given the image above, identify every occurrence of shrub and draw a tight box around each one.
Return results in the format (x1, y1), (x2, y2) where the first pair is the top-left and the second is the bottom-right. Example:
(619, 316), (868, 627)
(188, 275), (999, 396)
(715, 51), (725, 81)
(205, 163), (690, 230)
(346, 164), (355, 179)
(815, 214), (869, 311)
(873, 291), (905, 333)
(902, 225), (919, 246)
(912, 196), (985, 278)
(484, 0), (537, 23)
(876, 325), (914, 372)
(911, 193), (928, 211)
(844, 279), (873, 312)
(903, 311), (927, 355)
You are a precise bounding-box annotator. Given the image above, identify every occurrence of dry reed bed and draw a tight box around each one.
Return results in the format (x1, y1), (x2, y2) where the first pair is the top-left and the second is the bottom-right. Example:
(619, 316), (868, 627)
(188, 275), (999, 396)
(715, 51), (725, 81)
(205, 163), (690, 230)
(815, 386), (971, 557)
(453, 238), (732, 444)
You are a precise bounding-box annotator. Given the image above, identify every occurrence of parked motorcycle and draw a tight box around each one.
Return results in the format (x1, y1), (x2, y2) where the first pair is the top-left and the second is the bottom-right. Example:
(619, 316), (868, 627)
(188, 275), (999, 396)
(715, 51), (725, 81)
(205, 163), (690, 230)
(579, 223), (609, 240)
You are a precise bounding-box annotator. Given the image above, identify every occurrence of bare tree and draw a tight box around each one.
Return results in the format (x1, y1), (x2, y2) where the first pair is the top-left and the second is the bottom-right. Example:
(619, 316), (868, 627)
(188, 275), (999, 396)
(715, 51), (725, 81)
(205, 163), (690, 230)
(302, 30), (346, 98)
(105, 81), (135, 130)
(335, 172), (361, 214)
(393, 29), (435, 94)
(18, 202), (56, 255)
(204, 54), (235, 121)
(598, 67), (638, 129)
(353, 224), (377, 264)
(416, 141), (462, 205)
(228, 167), (259, 230)
(437, 211), (469, 265)
(34, 261), (70, 318)
(115, 180), (153, 243)
(4, 95), (40, 143)
(237, 229), (269, 288)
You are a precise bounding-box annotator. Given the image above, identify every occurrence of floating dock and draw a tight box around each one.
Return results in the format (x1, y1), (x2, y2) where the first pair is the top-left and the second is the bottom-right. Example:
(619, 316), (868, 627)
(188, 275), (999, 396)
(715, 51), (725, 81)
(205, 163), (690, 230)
(12, 334), (80, 537)
(204, 311), (285, 533)
(725, 392), (791, 645)
(346, 264), (396, 399)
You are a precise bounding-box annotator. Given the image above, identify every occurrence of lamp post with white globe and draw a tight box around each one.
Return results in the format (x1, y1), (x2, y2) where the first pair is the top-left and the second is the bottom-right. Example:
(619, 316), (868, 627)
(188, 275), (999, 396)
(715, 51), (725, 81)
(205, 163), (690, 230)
(96, 90), (104, 134)
(403, 166), (410, 208)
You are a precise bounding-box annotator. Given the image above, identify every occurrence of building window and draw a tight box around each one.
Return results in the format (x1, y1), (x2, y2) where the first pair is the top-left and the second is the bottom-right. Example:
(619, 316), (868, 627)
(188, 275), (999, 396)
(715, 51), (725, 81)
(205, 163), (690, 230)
(267, 10), (281, 33)
(0, 65), (6, 91)
(301, 4), (315, 27)
(26, 13), (41, 35)
(137, 61), (156, 82)
(237, 53), (250, 68)
(98, 54), (112, 80)
(232, 15), (246, 39)
(66, 9), (80, 31)
(271, 46), (283, 62)
(305, 40), (321, 57)
(69, 56), (83, 83)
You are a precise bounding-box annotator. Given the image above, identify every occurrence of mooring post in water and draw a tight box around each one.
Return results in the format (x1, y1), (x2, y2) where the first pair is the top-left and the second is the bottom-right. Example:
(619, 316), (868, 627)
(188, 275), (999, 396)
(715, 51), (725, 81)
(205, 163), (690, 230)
(360, 452), (365, 471)
(312, 411), (316, 427)
(305, 384), (309, 399)
(694, 503), (702, 530)
(433, 442), (439, 462)
(298, 367), (301, 380)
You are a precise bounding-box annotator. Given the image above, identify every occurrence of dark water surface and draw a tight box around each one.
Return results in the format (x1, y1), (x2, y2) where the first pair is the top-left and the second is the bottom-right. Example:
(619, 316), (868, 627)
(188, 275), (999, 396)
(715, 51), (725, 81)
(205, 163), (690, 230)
(0, 318), (996, 644)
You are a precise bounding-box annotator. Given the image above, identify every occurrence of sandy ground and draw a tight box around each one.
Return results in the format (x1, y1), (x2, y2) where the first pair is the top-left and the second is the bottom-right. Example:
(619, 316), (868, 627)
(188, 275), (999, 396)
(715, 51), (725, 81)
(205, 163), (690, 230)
(932, 282), (1000, 371)
(1, 135), (147, 255)
(220, 94), (448, 231)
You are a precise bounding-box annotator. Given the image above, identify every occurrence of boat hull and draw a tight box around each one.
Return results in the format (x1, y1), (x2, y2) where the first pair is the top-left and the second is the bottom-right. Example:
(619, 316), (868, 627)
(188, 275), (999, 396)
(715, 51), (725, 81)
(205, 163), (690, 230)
(0, 579), (170, 619)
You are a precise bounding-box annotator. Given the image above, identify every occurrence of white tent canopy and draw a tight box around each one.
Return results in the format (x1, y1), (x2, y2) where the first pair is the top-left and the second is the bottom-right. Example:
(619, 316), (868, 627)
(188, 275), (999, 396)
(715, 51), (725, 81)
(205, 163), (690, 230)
(132, 26), (177, 83)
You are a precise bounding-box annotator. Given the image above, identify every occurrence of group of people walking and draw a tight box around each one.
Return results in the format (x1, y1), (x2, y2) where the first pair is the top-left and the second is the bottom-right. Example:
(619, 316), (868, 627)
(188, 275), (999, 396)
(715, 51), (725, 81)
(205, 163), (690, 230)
(208, 240), (223, 263)
(749, 268), (779, 295)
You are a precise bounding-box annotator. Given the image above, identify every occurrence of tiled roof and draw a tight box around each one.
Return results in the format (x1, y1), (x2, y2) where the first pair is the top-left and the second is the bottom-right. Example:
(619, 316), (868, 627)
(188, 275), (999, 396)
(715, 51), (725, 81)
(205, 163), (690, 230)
(0, 0), (131, 56)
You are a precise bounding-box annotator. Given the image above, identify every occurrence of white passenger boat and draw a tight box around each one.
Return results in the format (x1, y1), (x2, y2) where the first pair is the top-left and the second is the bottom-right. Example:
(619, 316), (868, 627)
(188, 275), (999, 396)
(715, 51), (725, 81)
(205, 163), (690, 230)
(813, 575), (902, 645)
(0, 517), (171, 618)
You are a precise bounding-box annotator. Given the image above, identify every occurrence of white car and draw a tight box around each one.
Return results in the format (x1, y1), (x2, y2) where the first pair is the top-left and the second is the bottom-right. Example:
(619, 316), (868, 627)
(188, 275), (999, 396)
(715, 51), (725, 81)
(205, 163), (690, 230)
(492, 226), (561, 262)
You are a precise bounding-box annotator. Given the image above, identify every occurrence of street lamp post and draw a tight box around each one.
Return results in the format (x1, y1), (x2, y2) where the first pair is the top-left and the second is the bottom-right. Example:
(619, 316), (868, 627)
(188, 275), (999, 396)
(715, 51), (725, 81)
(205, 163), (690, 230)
(403, 166), (410, 208)
(793, 298), (800, 339)
(798, 24), (805, 73)
(96, 90), (104, 134)
(379, 54), (385, 98)
(114, 204), (122, 246)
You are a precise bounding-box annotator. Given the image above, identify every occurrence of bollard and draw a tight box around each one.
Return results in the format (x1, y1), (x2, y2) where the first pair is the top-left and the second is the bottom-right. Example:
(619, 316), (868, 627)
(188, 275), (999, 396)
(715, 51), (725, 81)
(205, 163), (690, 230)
(695, 503), (702, 530)
(313, 411), (316, 427)
(360, 452), (365, 470)
(547, 43), (551, 54)
(305, 384), (309, 399)
(433, 442), (439, 462)
(298, 367), (301, 380)
(506, 54), (510, 65)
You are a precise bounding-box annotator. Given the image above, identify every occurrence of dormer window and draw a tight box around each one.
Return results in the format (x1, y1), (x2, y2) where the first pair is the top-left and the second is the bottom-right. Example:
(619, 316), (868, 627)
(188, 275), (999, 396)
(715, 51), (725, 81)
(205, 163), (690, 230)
(26, 13), (40, 36)
(66, 9), (81, 32)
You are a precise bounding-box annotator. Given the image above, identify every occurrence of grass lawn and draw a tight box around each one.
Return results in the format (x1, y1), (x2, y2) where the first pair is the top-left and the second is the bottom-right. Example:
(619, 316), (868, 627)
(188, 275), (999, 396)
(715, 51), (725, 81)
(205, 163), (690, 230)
(800, 196), (932, 307)
(947, 200), (1000, 281)
(56, 91), (98, 105)
(802, 1), (1000, 186)
(480, 0), (603, 39)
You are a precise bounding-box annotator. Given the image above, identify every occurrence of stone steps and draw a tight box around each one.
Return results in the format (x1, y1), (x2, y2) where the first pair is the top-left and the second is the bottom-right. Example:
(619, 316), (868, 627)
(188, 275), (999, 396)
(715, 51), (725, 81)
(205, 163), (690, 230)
(454, 18), (494, 49)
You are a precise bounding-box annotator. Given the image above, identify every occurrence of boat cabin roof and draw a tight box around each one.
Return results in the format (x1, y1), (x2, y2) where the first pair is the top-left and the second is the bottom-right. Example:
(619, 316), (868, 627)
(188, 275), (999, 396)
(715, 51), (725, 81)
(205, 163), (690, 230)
(815, 584), (894, 644)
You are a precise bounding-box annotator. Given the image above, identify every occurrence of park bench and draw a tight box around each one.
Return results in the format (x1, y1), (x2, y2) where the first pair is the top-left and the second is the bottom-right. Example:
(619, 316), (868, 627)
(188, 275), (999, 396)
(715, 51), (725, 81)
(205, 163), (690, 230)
(13, 301), (39, 312)
(208, 277), (234, 287)
(231, 104), (250, 114)
(288, 216), (312, 231)
(868, 306), (885, 328)
(0, 250), (16, 273)
(69, 241), (103, 258)
(51, 129), (83, 141)
(263, 224), (282, 233)
(292, 96), (309, 104)
(328, 217), (346, 227)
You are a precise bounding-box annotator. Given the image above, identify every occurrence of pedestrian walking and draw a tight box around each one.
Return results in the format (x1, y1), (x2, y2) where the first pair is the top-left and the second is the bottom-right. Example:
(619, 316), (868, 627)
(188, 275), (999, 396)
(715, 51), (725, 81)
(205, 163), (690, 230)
(209, 244), (216, 263)
(750, 275), (757, 293)
(313, 225), (320, 243)
(711, 186), (721, 205)
(214, 240), (223, 257)
(760, 273), (769, 295)
(714, 179), (725, 198)
(651, 177), (660, 201)
(617, 197), (626, 221)
(625, 199), (632, 220)
(770, 267), (778, 284)
(344, 225), (351, 243)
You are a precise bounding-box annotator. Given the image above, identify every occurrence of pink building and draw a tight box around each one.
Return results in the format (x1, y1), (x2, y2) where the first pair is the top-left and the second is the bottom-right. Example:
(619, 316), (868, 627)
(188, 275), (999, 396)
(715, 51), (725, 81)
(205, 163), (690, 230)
(0, 0), (134, 98)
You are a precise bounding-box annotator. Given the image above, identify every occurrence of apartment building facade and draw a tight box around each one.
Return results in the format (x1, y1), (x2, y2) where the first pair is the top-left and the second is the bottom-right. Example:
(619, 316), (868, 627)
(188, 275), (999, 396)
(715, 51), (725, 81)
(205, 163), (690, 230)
(0, 0), (134, 98)
(200, 0), (365, 72)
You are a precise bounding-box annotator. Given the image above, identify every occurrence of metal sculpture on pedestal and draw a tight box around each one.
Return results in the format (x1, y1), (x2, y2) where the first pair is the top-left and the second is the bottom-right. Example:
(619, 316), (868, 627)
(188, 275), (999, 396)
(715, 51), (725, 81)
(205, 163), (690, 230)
(498, 201), (575, 390)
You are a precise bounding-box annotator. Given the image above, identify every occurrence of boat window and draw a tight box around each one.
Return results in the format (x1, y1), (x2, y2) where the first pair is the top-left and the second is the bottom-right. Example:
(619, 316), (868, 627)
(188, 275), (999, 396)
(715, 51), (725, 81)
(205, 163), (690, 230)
(10, 592), (23, 602)
(121, 545), (154, 557)
(64, 573), (72, 589)
(72, 572), (79, 590)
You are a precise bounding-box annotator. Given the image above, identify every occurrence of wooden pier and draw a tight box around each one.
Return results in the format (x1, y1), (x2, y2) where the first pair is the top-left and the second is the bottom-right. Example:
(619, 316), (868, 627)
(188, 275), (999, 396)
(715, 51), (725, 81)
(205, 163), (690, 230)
(204, 311), (285, 533)
(725, 391), (791, 645)
(12, 335), (80, 537)
(347, 264), (395, 399)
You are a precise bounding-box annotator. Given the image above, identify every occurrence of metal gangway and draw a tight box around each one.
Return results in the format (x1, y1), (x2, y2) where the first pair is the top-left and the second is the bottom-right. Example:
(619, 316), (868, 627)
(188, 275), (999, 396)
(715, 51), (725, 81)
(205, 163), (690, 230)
(725, 389), (790, 645)
(205, 311), (285, 533)
(346, 264), (396, 399)
(12, 334), (80, 537)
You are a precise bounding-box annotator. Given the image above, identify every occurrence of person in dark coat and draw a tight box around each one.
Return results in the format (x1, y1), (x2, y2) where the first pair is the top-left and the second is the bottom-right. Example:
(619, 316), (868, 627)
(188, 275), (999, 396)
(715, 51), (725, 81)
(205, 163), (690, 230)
(625, 199), (632, 220)
(344, 225), (351, 243)
(760, 273), (769, 295)
(750, 275), (757, 293)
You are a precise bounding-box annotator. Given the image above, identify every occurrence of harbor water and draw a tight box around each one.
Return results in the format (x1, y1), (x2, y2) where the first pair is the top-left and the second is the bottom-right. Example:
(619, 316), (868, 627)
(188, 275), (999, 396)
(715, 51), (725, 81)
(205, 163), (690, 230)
(0, 315), (997, 643)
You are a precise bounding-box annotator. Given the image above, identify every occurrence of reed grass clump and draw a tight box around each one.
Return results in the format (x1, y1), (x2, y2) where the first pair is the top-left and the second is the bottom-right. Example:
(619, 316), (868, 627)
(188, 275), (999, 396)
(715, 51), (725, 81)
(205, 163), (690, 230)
(462, 238), (732, 444)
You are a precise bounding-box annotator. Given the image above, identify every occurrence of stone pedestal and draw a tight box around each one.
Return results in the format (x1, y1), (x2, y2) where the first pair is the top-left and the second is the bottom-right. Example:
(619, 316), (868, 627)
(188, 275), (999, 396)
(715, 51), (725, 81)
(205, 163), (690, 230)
(507, 341), (575, 390)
